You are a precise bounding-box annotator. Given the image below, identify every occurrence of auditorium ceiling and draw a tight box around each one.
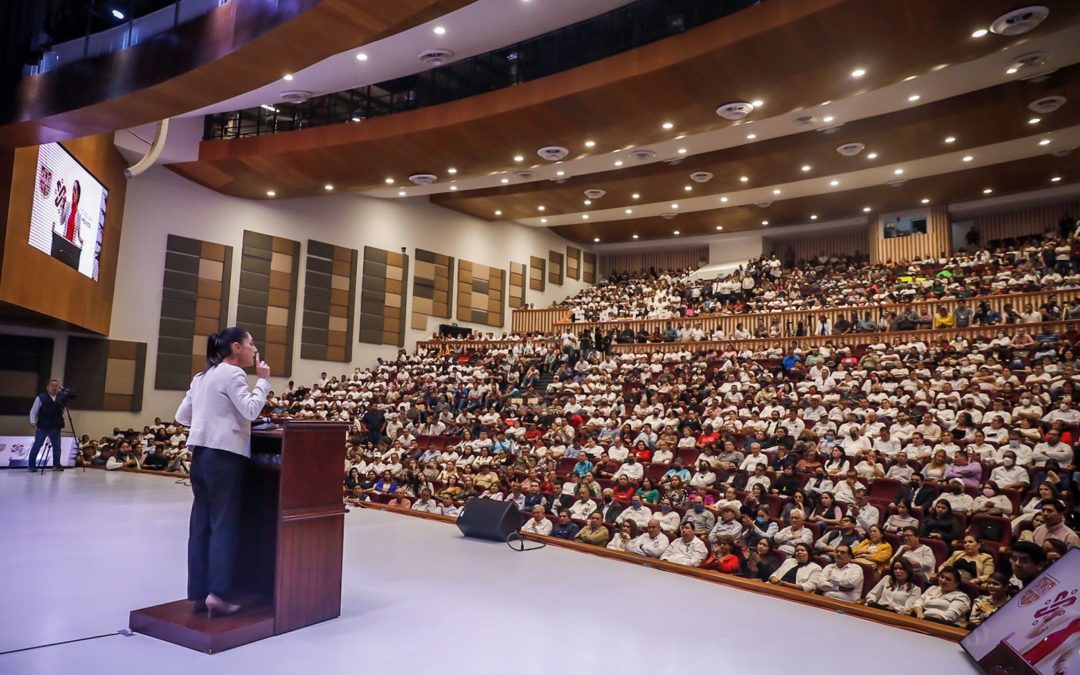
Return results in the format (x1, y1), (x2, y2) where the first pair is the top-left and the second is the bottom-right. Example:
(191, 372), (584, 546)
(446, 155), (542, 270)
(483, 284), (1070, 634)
(157, 0), (1080, 243)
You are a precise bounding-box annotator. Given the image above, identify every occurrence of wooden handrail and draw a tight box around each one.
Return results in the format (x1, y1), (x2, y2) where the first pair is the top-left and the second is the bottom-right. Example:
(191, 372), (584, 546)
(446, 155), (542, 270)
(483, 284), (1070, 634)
(358, 501), (967, 642)
(414, 338), (557, 354)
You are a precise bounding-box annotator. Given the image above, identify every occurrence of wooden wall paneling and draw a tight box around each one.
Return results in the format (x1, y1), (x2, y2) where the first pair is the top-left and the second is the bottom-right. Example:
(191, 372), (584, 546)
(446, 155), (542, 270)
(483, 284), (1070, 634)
(566, 246), (581, 281)
(65, 337), (146, 411)
(529, 255), (546, 292)
(583, 252), (596, 284)
(411, 249), (454, 332)
(548, 250), (564, 286)
(869, 206), (951, 264)
(970, 200), (1080, 245)
(0, 335), (53, 414)
(511, 308), (571, 334)
(238, 231), (299, 377)
(359, 246), (408, 347)
(600, 247), (708, 277)
(769, 231), (870, 265)
(456, 260), (505, 328)
(508, 261), (526, 309)
(156, 234), (233, 390)
(301, 240), (356, 362)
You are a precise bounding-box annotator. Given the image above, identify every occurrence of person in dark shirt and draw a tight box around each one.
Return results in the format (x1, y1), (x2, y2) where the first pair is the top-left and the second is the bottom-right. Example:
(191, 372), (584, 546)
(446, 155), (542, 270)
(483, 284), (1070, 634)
(551, 510), (580, 540)
(772, 464), (801, 497)
(361, 406), (386, 445)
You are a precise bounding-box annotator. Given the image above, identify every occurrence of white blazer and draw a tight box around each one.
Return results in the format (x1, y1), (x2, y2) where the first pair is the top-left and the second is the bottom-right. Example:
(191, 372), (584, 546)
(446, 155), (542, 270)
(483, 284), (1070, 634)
(770, 559), (822, 592)
(175, 363), (269, 458)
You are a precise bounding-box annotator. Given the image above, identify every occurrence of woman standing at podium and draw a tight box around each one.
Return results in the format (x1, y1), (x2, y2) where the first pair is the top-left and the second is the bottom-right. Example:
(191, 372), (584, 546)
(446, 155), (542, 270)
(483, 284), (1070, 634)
(175, 327), (270, 616)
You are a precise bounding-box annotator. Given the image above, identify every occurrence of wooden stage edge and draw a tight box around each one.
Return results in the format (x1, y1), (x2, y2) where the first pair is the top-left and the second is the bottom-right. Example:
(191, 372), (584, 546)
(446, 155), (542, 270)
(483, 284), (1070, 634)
(129, 600), (274, 654)
(356, 501), (970, 644)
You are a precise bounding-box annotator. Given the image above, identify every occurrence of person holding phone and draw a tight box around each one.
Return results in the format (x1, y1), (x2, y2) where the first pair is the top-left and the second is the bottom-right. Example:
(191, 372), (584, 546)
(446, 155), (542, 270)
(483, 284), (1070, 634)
(175, 327), (270, 617)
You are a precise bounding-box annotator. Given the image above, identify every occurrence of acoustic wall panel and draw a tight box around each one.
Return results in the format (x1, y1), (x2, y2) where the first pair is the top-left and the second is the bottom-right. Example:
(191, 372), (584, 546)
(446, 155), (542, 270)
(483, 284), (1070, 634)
(64, 337), (146, 411)
(301, 240), (357, 362)
(548, 250), (564, 286)
(456, 260), (505, 327)
(583, 251), (597, 284)
(566, 246), (581, 281)
(509, 261), (526, 309)
(0, 335), (53, 415)
(411, 249), (454, 331)
(529, 255), (546, 292)
(359, 246), (409, 347)
(237, 231), (300, 377)
(155, 235), (233, 390)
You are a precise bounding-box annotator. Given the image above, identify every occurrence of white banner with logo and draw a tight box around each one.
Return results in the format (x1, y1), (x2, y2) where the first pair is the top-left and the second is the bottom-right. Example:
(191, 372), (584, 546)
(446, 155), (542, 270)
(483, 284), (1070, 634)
(0, 435), (78, 468)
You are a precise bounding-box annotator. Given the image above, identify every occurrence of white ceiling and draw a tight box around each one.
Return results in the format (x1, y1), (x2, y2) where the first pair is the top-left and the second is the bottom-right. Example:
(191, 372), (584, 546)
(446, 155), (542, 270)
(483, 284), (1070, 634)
(184, 0), (635, 117)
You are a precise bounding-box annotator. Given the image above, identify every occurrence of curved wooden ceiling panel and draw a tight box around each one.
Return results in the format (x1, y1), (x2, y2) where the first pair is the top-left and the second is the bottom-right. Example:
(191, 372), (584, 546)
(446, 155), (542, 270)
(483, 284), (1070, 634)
(168, 0), (1080, 200)
(0, 0), (473, 148)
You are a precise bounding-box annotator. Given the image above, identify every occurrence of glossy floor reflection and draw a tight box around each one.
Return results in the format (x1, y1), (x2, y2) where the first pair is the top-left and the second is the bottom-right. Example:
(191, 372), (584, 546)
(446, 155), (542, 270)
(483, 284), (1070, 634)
(0, 469), (975, 674)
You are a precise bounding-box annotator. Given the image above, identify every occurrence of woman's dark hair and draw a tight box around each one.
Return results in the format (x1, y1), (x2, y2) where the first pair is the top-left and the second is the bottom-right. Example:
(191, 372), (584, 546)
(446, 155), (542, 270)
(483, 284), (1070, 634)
(888, 556), (915, 590)
(937, 566), (961, 585)
(206, 327), (250, 369)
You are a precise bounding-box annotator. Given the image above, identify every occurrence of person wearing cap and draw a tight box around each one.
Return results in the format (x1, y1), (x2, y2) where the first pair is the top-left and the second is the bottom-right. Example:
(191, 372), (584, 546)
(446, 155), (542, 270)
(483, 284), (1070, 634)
(707, 505), (744, 546)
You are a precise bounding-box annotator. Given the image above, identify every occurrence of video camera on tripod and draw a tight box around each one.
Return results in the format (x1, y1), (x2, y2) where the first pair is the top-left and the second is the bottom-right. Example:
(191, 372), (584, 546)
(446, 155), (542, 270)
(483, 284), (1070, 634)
(55, 386), (76, 407)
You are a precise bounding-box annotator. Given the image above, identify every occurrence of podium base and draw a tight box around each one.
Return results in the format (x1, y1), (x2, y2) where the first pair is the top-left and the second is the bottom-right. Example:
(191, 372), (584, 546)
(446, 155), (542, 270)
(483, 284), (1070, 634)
(129, 599), (274, 654)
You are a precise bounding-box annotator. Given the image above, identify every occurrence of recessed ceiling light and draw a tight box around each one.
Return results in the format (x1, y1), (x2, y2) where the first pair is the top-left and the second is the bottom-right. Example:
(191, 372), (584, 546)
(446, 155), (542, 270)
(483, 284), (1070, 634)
(356, 52), (368, 61)
(1006, 67), (1019, 75)
(385, 177), (394, 184)
(632, 193), (640, 199)
(850, 68), (866, 78)
(632, 234), (639, 239)
(673, 230), (680, 235)
(447, 167), (457, 174)
(111, 8), (125, 19)
(720, 196), (729, 203)
(907, 94), (921, 102)
(716, 225), (724, 230)
(351, 117), (361, 123)
(962, 155), (974, 162)
(397, 190), (406, 197)
(283, 74), (294, 81)
(740, 176), (749, 183)
(584, 140), (596, 148)
(433, 25), (446, 35)
(449, 185), (458, 191)
(556, 170), (566, 176)
(494, 210), (502, 216)
(971, 28), (988, 38)
(1051, 176), (1062, 182)
(324, 184), (334, 191)
(514, 155), (524, 162)
(921, 198), (930, 204)
(761, 220), (769, 226)
(614, 160), (624, 166)
(662, 122), (674, 130)
(746, 133), (757, 140)
(801, 165), (812, 172)
(772, 189), (781, 195)
(593, 237), (600, 243)
(582, 214), (589, 220)
(894, 168), (904, 175)
(983, 188), (993, 194)
(677, 148), (687, 155)
(822, 115), (835, 123)
(500, 178), (510, 184)
(829, 180), (840, 187)
(671, 203), (679, 209)
(540, 218), (547, 224)
(944, 136), (956, 143)
(810, 214), (818, 220)
(1039, 139), (1051, 146)
(1028, 117), (1041, 125)
(867, 152), (878, 160)
(684, 185), (693, 192)
(625, 209), (633, 215)
(863, 206), (872, 212)
(583, 200), (592, 205)
(903, 75), (918, 82)
(751, 99), (764, 108)
(538, 205), (545, 211)
(266, 190), (276, 197)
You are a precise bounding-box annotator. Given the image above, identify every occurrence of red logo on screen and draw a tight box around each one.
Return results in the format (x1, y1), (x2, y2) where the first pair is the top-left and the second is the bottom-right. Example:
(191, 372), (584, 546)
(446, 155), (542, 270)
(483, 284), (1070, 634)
(1020, 575), (1060, 607)
(38, 165), (52, 197)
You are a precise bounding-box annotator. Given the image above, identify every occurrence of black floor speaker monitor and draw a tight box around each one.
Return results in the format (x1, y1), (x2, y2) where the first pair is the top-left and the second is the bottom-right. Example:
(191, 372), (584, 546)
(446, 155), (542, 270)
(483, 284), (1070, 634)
(456, 497), (522, 542)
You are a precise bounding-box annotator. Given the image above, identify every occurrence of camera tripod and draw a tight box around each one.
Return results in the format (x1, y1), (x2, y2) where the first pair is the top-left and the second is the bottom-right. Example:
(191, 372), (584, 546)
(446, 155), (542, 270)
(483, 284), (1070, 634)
(35, 406), (84, 474)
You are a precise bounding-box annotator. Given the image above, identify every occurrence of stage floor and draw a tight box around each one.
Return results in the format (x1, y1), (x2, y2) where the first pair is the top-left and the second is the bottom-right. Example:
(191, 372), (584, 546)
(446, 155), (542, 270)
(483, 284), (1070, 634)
(0, 469), (976, 674)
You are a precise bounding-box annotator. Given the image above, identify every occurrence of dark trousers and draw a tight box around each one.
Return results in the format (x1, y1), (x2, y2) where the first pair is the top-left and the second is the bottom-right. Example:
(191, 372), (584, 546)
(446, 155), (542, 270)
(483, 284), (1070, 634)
(28, 426), (62, 469)
(188, 446), (247, 602)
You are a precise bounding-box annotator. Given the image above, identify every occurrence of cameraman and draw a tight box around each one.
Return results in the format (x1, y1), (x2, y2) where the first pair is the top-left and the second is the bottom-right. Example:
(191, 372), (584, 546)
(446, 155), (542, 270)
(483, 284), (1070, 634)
(28, 379), (66, 472)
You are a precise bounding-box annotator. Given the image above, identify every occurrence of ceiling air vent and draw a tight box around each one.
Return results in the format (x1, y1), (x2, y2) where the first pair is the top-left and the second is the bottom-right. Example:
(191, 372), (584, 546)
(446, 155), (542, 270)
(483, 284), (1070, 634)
(409, 173), (437, 185)
(629, 149), (656, 161)
(886, 179), (907, 188)
(660, 212), (678, 220)
(836, 142), (866, 156)
(792, 113), (817, 126)
(280, 90), (312, 104)
(990, 6), (1049, 36)
(715, 102), (754, 120)
(1029, 95), (1066, 114)
(755, 202), (773, 208)
(418, 49), (455, 67)
(816, 124), (844, 134)
(537, 146), (569, 161)
(1007, 51), (1049, 75)
(690, 171), (714, 183)
(1051, 147), (1073, 158)
(513, 171), (535, 181)
(584, 189), (606, 199)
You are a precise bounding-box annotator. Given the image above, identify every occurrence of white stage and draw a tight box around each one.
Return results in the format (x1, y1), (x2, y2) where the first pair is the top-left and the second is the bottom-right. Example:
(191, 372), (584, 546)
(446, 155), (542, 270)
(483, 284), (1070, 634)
(0, 469), (977, 674)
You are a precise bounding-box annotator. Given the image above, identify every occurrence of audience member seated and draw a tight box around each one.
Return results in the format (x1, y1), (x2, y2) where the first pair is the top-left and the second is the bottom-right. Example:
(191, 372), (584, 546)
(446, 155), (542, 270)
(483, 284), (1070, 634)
(660, 523), (709, 567)
(907, 567), (972, 626)
(863, 558), (921, 615)
(769, 543), (822, 592)
(627, 520), (670, 558)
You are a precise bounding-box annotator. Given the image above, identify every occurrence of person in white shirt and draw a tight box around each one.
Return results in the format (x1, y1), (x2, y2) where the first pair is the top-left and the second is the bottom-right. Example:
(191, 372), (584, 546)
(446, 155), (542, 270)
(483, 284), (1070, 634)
(659, 523), (709, 567)
(873, 428), (901, 458)
(568, 488), (598, 520)
(439, 495), (461, 518)
(989, 450), (1030, 490)
(774, 510), (814, 555)
(884, 452), (915, 483)
(617, 497), (653, 529)
(890, 528), (936, 576)
(612, 456), (644, 482)
(520, 505), (553, 535)
(744, 464), (771, 493)
(739, 444), (769, 472)
(1043, 398), (1080, 425)
(863, 558), (922, 614)
(654, 499), (681, 534)
(1032, 429), (1073, 467)
(936, 481), (975, 514)
(411, 488), (439, 514)
(815, 545), (864, 602)
(607, 441), (630, 462)
(908, 567), (971, 625)
(606, 520), (637, 552)
(769, 542), (822, 592)
(628, 520), (670, 558)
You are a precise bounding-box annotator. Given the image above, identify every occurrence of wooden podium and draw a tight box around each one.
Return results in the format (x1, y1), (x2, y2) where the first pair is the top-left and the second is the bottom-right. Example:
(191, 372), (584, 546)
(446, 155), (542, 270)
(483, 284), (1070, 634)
(130, 421), (349, 653)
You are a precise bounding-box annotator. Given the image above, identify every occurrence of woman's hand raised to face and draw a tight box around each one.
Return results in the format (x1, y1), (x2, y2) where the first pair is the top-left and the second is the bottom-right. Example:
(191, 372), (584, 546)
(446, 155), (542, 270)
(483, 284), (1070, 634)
(254, 349), (271, 379)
